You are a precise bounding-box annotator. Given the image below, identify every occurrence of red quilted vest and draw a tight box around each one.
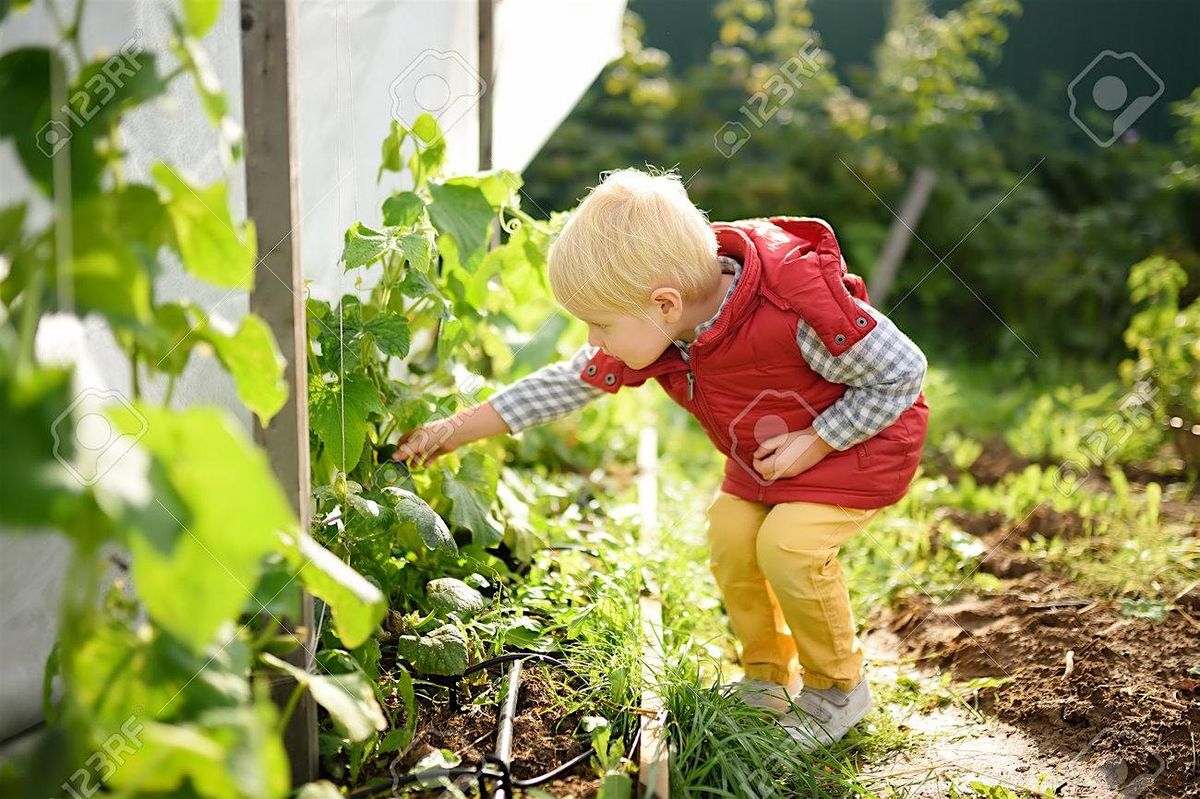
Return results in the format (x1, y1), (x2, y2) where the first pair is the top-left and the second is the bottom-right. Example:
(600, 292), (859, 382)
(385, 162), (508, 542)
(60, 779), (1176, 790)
(578, 216), (929, 509)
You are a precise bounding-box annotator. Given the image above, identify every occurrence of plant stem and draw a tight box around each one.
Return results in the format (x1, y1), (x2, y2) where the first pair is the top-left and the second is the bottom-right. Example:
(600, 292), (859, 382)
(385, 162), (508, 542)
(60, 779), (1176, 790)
(17, 270), (45, 376)
(276, 682), (306, 733)
(130, 343), (142, 400)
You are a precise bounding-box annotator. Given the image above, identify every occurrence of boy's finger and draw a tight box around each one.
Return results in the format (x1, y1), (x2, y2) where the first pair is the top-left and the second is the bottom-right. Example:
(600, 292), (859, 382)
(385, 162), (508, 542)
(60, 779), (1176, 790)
(753, 442), (776, 459)
(754, 432), (792, 459)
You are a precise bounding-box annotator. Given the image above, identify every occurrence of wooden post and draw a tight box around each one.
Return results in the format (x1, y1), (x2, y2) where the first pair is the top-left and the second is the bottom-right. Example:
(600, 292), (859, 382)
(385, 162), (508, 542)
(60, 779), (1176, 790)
(636, 423), (670, 798)
(868, 166), (937, 306)
(477, 0), (495, 172)
(240, 0), (317, 785)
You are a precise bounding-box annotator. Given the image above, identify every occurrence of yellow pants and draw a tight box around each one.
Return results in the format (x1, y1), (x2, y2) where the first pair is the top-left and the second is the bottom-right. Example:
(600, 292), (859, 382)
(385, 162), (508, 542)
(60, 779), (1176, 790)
(706, 491), (880, 692)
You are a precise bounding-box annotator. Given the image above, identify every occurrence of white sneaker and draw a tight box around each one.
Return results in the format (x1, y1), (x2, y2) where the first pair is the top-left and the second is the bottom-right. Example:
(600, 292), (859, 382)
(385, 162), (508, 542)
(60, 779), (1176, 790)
(729, 675), (803, 716)
(778, 679), (873, 752)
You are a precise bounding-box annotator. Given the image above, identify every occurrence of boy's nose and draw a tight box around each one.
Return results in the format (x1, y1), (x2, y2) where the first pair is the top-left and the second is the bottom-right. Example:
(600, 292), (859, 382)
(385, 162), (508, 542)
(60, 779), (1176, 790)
(587, 329), (603, 349)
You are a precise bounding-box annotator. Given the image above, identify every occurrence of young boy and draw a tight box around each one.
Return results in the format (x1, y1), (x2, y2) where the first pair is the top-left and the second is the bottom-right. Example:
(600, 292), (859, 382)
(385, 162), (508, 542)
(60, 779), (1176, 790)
(394, 168), (929, 751)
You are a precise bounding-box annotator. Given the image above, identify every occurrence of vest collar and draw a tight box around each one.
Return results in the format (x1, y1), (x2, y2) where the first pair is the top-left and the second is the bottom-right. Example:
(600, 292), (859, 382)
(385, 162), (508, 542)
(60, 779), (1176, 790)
(691, 224), (765, 350)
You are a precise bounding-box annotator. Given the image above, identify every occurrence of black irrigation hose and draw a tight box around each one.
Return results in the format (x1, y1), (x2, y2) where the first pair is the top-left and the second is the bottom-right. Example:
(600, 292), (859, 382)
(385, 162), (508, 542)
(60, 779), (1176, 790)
(491, 660), (522, 799)
(369, 652), (639, 798)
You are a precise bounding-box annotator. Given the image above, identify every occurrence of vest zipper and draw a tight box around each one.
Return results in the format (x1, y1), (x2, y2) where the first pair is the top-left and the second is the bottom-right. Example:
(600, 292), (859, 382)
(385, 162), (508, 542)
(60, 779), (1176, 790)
(685, 360), (756, 497)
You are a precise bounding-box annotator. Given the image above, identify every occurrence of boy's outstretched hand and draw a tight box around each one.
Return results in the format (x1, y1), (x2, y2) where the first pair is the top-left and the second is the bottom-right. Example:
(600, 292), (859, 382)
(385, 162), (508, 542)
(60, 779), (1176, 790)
(392, 401), (513, 468)
(752, 427), (836, 481)
(393, 418), (461, 468)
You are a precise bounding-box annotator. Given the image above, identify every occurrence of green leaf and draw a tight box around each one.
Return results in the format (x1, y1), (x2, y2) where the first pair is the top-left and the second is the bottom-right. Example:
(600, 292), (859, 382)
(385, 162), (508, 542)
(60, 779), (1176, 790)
(509, 313), (569, 377)
(411, 113), (442, 144)
(440, 452), (503, 546)
(60, 187), (164, 324)
(396, 230), (433, 274)
(0, 364), (83, 529)
(182, 0), (222, 37)
(152, 162), (257, 289)
(70, 618), (251, 727)
(0, 203), (26, 258)
(138, 302), (198, 376)
(363, 313), (411, 358)
(308, 372), (385, 468)
(377, 668), (416, 754)
(397, 261), (439, 298)
(436, 317), (466, 364)
(343, 221), (390, 270)
(105, 703), (289, 798)
(0, 48), (51, 138)
(427, 577), (486, 617)
(378, 119), (408, 180)
(285, 533), (386, 649)
(428, 182), (494, 270)
(70, 247), (154, 325)
(0, 47), (104, 195)
(395, 624), (468, 676)
(385, 487), (455, 553)
(205, 314), (288, 425)
(70, 51), (167, 132)
(448, 171), (522, 209)
(261, 653), (386, 742)
(382, 191), (426, 228)
(109, 404), (297, 652)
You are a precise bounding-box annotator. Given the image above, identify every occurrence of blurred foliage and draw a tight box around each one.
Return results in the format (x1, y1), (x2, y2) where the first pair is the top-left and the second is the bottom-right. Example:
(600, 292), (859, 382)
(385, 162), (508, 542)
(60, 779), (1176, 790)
(523, 0), (1200, 364)
(1119, 255), (1200, 468)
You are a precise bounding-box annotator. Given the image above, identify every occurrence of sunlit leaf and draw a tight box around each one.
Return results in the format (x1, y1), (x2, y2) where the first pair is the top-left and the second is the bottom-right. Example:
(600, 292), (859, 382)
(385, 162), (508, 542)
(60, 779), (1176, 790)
(283, 533), (386, 649)
(308, 372), (385, 468)
(428, 182), (494, 270)
(109, 404), (296, 652)
(261, 652), (386, 742)
(385, 487), (455, 553)
(182, 0), (221, 37)
(152, 162), (257, 289)
(206, 314), (288, 425)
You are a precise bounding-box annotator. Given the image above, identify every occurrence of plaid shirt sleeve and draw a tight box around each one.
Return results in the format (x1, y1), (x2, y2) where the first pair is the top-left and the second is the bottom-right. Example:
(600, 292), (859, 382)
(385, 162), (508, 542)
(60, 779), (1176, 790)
(799, 298), (927, 451)
(488, 343), (606, 433)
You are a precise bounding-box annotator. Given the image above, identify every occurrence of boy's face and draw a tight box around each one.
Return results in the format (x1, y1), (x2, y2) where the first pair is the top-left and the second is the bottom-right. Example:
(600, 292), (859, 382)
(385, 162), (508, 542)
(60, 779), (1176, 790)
(583, 306), (674, 370)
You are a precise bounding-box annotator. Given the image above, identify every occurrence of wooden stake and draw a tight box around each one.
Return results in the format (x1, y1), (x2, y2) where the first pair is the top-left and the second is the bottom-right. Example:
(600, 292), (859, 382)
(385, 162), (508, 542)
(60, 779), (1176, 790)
(636, 423), (670, 798)
(240, 0), (316, 784)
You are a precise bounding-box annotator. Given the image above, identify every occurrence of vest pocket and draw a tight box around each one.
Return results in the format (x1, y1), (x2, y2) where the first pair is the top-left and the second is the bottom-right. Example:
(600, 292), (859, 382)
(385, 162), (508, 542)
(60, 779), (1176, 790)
(855, 441), (870, 470)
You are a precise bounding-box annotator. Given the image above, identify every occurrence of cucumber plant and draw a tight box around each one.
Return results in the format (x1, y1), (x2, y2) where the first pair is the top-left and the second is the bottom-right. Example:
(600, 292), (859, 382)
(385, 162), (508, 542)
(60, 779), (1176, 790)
(306, 113), (589, 777)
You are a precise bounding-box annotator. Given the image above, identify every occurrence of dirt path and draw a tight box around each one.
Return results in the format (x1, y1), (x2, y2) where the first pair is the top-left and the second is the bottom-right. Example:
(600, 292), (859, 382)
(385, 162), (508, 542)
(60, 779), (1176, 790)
(866, 571), (1200, 798)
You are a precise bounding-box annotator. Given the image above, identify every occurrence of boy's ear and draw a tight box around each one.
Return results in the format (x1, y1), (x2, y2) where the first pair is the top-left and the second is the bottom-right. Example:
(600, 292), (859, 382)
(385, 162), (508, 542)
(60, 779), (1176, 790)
(650, 287), (683, 321)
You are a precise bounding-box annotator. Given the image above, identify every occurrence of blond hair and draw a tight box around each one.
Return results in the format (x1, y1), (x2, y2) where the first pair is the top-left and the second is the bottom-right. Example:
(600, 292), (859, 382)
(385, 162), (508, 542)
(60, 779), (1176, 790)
(547, 167), (720, 318)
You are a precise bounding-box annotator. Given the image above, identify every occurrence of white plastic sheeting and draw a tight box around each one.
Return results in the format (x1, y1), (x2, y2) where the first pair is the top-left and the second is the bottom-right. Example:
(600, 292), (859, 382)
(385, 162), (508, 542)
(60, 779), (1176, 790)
(298, 0), (625, 300)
